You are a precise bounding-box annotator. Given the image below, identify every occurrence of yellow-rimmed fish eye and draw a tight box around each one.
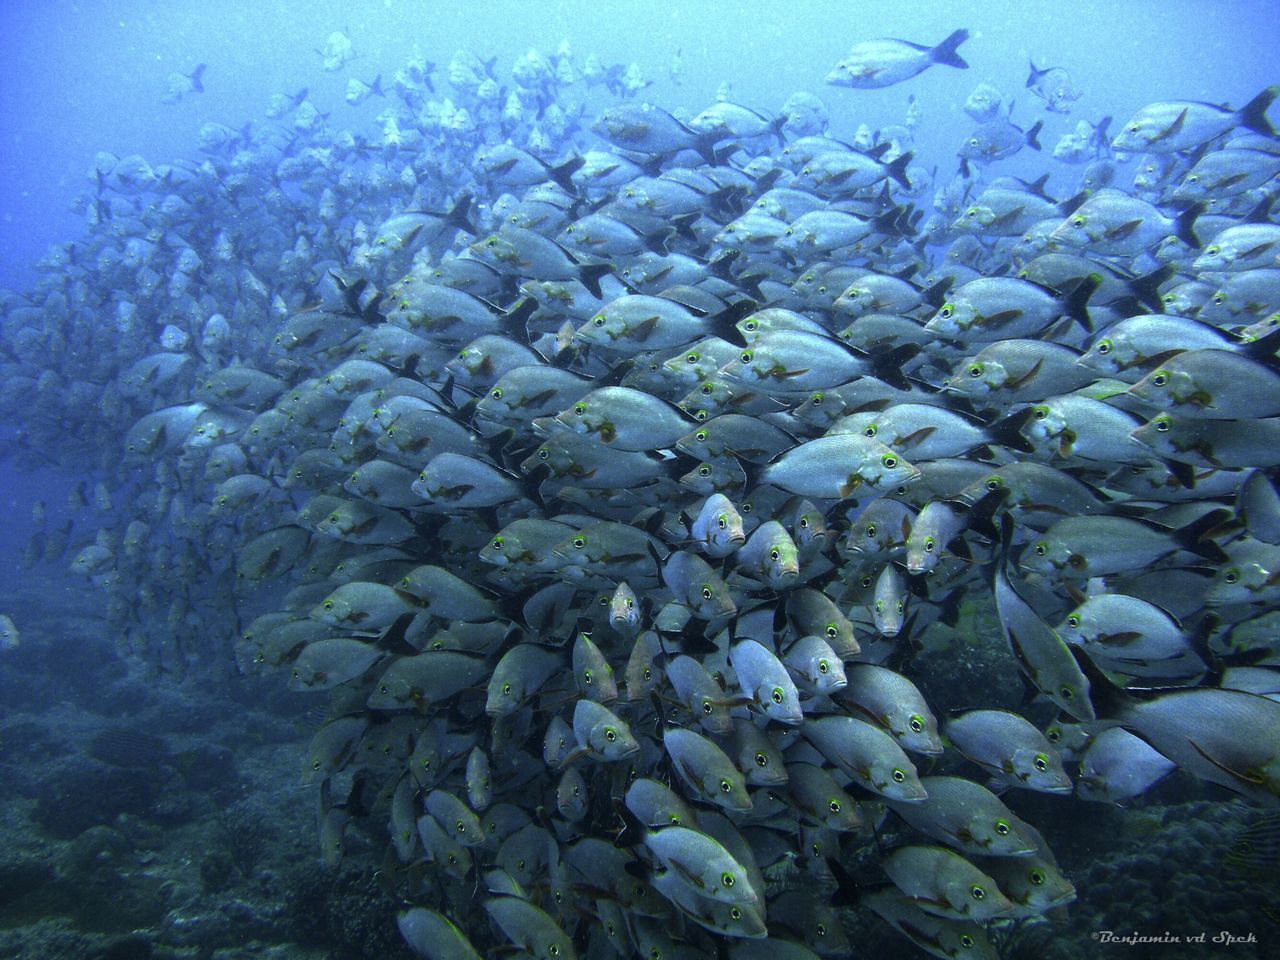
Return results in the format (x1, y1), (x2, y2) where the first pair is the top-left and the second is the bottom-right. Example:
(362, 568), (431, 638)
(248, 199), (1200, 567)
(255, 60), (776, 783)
(486, 237), (498, 246)
(729, 906), (742, 920)
(695, 410), (709, 422)
(1060, 685), (1075, 700)
(491, 536), (504, 549)
(1206, 244), (1221, 256)
(1096, 338), (1113, 354)
(1223, 568), (1240, 583)
(548, 945), (559, 957)
(490, 387), (502, 399)
(966, 208), (977, 218)
(583, 668), (594, 684)
(1033, 406), (1048, 420)
(1035, 541), (1048, 556)
(701, 585), (713, 600)
(971, 885), (986, 900)
(865, 523), (878, 537)
(882, 454), (897, 468)
(799, 515), (810, 529)
(539, 447), (550, 458)
(891, 768), (906, 783)
(700, 383), (714, 396)
(695, 430), (708, 442)
(994, 818), (1011, 835)
(825, 623), (839, 639)
(1067, 614), (1080, 627)
(771, 686), (785, 704)
(740, 351), (753, 364)
(769, 548), (780, 561)
(1150, 371), (1169, 386)
(592, 315), (606, 326)
(1127, 123), (1140, 133)
(986, 476), (1003, 491)
(686, 351), (700, 363)
(1070, 215), (1086, 227)
(720, 871), (735, 888)
(817, 285), (828, 294)
(1030, 869), (1046, 885)
(1212, 293), (1225, 304)
(1034, 753), (1049, 771)
(909, 714), (924, 733)
(719, 778), (732, 793)
(572, 536), (585, 549)
(811, 392), (824, 406)
(642, 667), (652, 681)
(924, 537), (936, 553)
(604, 727), (617, 742)
(702, 700), (714, 715)
(502, 681), (511, 694)
(968, 363), (983, 377)
(817, 659), (830, 674)
(754, 751), (769, 767)
(717, 515), (727, 529)
(896, 599), (904, 613)
(864, 424), (878, 437)
(828, 798), (841, 813)
(573, 402), (587, 415)
(939, 304), (953, 319)
(875, 599), (884, 613)
(322, 599), (334, 611)
(961, 934), (975, 949)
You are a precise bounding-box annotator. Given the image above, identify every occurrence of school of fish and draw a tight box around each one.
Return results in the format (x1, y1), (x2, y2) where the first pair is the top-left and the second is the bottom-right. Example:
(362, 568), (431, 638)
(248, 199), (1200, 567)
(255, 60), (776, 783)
(3, 26), (1280, 960)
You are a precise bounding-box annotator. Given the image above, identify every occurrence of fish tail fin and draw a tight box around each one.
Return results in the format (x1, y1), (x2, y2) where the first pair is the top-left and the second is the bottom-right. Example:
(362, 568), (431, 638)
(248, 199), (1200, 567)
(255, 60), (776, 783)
(1172, 508), (1231, 563)
(1092, 115), (1113, 151)
(869, 343), (921, 391)
(1064, 272), (1101, 331)
(500, 296), (538, 346)
(444, 192), (478, 236)
(1026, 59), (1048, 87)
(1237, 84), (1279, 137)
(931, 28), (971, 69)
(1127, 263), (1176, 313)
(1025, 119), (1044, 151)
(190, 63), (206, 92)
(1174, 201), (1204, 249)
(770, 113), (788, 147)
(884, 151), (914, 190)
(577, 262), (614, 300)
(545, 155), (585, 194)
(669, 211), (701, 243)
(371, 75), (383, 96)
(708, 298), (758, 347)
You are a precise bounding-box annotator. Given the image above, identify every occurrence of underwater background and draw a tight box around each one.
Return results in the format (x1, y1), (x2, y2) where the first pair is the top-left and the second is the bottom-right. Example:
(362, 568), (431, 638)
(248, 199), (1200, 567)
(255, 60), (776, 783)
(1, 1), (1279, 958)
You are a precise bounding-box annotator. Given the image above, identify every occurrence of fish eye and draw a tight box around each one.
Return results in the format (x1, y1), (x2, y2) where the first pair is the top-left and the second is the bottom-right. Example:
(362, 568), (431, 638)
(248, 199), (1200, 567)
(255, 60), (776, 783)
(771, 687), (785, 704)
(502, 682), (511, 694)
(971, 885), (986, 900)
(817, 660), (829, 674)
(966, 208), (977, 219)
(605, 727), (617, 741)
(770, 548), (780, 561)
(698, 465), (711, 477)
(828, 798), (841, 813)
(719, 778), (732, 793)
(490, 387), (502, 399)
(642, 667), (652, 680)
(1060, 685), (1074, 699)
(720, 871), (735, 887)
(882, 455), (897, 468)
(939, 304), (953, 318)
(549, 946), (559, 957)
(1034, 542), (1047, 556)
(811, 393), (824, 406)
(755, 752), (769, 767)
(825, 623), (838, 639)
(1096, 338), (1112, 355)
(1033, 406), (1048, 420)
(799, 516), (810, 528)
(593, 315), (606, 326)
(967, 138), (979, 147)
(486, 237), (498, 246)
(1150, 371), (1168, 386)
(740, 351), (753, 363)
(1212, 294), (1224, 304)
(572, 536), (585, 548)
(985, 476), (1003, 491)
(686, 352), (699, 363)
(744, 319), (758, 331)
(1071, 215), (1085, 227)
(742, 502), (753, 513)
(539, 448), (550, 458)
(909, 714), (924, 733)
(701, 586), (713, 600)
(864, 425), (877, 437)
(322, 600), (334, 611)
(696, 430), (708, 442)
(961, 935), (975, 948)
(701, 384), (714, 395)
(892, 769), (906, 783)
(968, 363), (983, 377)
(866, 524), (877, 537)
(1223, 569), (1240, 583)
(573, 402), (587, 415)
(583, 668), (594, 684)
(924, 537), (935, 552)
(1034, 753), (1049, 772)
(695, 410), (709, 421)
(875, 599), (884, 612)
(861, 575), (874, 588)
(1067, 614), (1080, 627)
(703, 700), (714, 714)
(717, 515), (727, 529)
(1030, 869), (1046, 885)
(817, 923), (827, 936)
(1206, 244), (1221, 256)
(1046, 726), (1061, 742)
(995, 818), (1011, 835)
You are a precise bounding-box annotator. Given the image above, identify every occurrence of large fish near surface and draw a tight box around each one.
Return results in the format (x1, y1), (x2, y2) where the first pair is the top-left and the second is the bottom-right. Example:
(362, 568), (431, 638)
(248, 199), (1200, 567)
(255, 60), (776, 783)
(826, 29), (971, 88)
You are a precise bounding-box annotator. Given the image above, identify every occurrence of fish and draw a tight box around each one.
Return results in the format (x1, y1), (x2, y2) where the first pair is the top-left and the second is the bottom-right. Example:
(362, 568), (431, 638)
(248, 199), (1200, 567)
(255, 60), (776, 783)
(825, 29), (971, 89)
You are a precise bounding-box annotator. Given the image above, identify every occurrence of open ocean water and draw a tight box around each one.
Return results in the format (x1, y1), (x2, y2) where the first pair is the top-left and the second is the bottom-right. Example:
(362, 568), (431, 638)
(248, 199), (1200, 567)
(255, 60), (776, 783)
(1, 2), (1278, 958)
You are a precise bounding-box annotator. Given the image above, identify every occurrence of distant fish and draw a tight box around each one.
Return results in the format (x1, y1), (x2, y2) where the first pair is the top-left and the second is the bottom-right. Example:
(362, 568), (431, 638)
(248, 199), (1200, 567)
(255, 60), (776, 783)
(87, 728), (172, 769)
(1225, 813), (1280, 876)
(161, 63), (205, 104)
(826, 28), (970, 89)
